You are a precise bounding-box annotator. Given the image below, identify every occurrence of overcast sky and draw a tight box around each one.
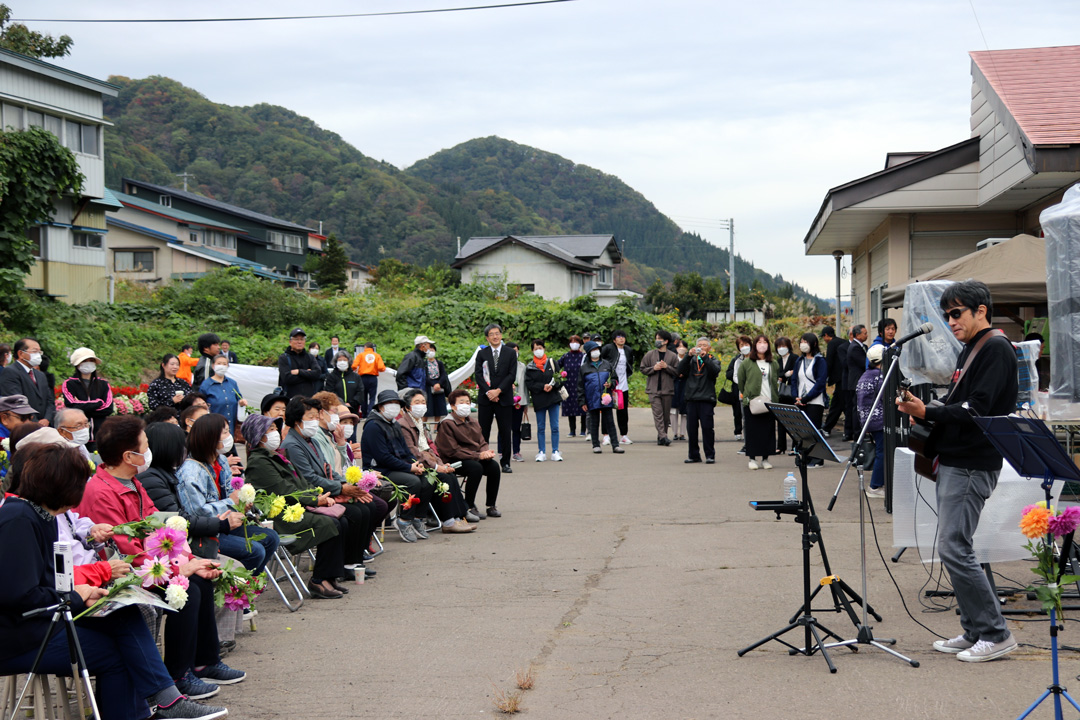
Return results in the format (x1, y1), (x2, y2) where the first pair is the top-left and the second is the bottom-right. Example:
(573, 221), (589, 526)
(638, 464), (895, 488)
(22, 0), (1080, 298)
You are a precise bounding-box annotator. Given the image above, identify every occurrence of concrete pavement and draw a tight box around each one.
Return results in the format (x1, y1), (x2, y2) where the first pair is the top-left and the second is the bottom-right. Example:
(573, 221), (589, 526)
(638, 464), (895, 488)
(221, 407), (1071, 719)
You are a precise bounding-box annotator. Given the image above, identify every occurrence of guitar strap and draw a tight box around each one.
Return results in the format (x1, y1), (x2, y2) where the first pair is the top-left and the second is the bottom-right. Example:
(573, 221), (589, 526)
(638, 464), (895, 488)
(943, 328), (1006, 404)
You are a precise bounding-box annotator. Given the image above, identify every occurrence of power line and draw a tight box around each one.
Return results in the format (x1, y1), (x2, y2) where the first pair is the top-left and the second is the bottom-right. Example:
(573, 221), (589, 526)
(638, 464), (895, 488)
(14, 0), (575, 24)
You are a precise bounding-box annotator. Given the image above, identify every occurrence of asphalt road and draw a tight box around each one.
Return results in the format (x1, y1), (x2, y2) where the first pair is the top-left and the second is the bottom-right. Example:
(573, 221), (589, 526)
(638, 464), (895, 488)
(220, 407), (1072, 719)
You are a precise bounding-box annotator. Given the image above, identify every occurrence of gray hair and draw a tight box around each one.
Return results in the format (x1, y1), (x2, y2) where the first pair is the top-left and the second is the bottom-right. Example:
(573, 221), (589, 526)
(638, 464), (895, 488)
(696, 336), (711, 345)
(55, 408), (86, 427)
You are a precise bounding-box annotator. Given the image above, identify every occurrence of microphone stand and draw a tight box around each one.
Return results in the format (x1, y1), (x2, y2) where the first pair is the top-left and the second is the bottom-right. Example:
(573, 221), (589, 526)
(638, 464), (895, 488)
(826, 343), (919, 668)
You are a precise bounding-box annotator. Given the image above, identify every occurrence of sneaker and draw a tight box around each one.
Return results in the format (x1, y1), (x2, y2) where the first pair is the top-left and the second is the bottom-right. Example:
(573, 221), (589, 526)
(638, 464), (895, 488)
(155, 697), (228, 720)
(551, 451), (563, 462)
(568, 431), (576, 438)
(735, 434), (743, 441)
(737, 446), (746, 455)
(612, 447), (625, 454)
(761, 460), (773, 470)
(411, 518), (429, 539)
(620, 436), (632, 445)
(194, 661), (246, 685)
(486, 506), (502, 518)
(592, 447), (602, 454)
(602, 435), (611, 446)
(933, 634), (976, 654)
(535, 452), (546, 462)
(748, 459), (760, 470)
(957, 634), (1018, 662)
(176, 671), (219, 700)
(864, 486), (885, 498)
(512, 453), (525, 462)
(466, 507), (484, 522)
(395, 518), (418, 543)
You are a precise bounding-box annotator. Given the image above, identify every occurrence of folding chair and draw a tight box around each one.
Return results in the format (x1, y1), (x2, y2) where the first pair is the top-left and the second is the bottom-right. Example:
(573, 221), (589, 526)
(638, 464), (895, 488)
(265, 538), (307, 611)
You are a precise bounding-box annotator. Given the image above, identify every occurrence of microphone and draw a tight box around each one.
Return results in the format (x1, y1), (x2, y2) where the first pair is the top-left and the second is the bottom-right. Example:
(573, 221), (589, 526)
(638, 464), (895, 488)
(893, 321), (934, 347)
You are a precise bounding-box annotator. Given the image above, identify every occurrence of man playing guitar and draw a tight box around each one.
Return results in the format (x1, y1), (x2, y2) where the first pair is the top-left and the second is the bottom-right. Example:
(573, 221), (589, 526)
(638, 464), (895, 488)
(896, 279), (1018, 663)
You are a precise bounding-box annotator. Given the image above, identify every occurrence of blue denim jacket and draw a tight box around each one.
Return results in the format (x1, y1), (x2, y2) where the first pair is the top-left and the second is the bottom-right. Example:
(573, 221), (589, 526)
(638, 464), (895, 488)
(176, 456), (234, 517)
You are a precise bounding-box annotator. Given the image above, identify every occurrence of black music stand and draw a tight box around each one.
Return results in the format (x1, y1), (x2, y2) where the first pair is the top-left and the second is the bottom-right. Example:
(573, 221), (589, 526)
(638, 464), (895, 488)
(738, 403), (871, 673)
(971, 415), (1080, 720)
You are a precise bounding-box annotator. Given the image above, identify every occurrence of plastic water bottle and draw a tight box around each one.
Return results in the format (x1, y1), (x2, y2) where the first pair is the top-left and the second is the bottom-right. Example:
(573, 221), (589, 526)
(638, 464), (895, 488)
(783, 472), (798, 504)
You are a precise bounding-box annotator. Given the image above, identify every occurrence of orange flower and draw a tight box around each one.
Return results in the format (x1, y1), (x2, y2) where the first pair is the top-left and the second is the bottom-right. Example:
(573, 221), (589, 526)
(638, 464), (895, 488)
(402, 494), (419, 511)
(1020, 506), (1051, 539)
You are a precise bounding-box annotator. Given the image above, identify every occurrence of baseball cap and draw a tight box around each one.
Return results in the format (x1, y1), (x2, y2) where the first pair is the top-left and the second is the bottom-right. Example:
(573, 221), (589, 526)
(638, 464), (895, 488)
(289, 328), (306, 338)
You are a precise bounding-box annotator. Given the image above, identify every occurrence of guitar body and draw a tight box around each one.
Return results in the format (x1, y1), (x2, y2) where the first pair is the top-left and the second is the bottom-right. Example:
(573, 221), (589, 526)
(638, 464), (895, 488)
(906, 400), (943, 481)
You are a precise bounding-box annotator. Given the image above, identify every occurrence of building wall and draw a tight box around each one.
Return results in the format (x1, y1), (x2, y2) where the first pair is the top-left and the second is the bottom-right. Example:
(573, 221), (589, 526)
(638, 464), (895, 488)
(971, 79), (1033, 205)
(460, 244), (577, 300)
(25, 260), (108, 303)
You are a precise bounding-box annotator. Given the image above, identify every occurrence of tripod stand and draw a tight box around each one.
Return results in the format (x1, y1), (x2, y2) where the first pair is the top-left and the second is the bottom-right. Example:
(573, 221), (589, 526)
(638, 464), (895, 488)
(738, 403), (869, 673)
(10, 598), (101, 720)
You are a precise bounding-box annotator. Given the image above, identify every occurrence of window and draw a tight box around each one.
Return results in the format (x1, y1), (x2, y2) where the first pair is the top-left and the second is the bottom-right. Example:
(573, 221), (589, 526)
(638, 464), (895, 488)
(28, 226), (42, 258)
(27, 110), (44, 128)
(268, 231), (303, 254)
(596, 266), (613, 288)
(64, 120), (81, 152)
(2, 103), (23, 130)
(510, 283), (535, 293)
(159, 195), (172, 208)
(114, 251), (154, 272)
(81, 124), (98, 156)
(73, 233), (103, 249)
(189, 232), (200, 244)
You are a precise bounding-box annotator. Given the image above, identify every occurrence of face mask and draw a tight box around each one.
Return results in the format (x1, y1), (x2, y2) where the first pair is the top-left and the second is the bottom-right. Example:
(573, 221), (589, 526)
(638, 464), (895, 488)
(214, 364), (228, 377)
(569, 343), (581, 351)
(70, 427), (91, 446)
(655, 340), (664, 348)
(799, 343), (811, 354)
(129, 449), (152, 474)
(381, 404), (400, 419)
(336, 361), (349, 372)
(533, 348), (544, 358)
(301, 419), (319, 438)
(78, 362), (97, 375)
(310, 348), (320, 356)
(331, 343), (339, 350)
(677, 347), (687, 356)
(410, 403), (427, 418)
(219, 434), (234, 454)
(263, 430), (281, 452)
(26, 352), (42, 367)
(756, 344), (768, 354)
(777, 347), (789, 357)
(426, 350), (436, 360)
(455, 403), (471, 418)
(590, 350), (601, 360)
(342, 424), (355, 439)
(739, 346), (751, 356)
(327, 413), (340, 432)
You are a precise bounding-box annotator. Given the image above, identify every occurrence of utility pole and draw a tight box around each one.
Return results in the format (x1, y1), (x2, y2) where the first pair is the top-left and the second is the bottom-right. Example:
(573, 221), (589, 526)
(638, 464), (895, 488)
(175, 171), (195, 192)
(832, 250), (844, 331)
(717, 218), (735, 320)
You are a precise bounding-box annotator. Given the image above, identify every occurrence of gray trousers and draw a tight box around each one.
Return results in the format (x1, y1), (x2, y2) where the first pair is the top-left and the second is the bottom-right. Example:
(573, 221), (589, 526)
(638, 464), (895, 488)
(649, 393), (672, 439)
(936, 464), (1009, 643)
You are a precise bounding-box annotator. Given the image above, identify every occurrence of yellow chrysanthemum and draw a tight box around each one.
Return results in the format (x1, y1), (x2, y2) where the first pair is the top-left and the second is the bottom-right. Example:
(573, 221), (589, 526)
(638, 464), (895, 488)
(1020, 506), (1051, 539)
(282, 503), (304, 524)
(267, 495), (287, 519)
(345, 466), (362, 485)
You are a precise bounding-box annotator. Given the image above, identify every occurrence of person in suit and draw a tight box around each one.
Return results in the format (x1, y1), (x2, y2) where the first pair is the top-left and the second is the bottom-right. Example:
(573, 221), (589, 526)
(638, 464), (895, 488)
(600, 330), (636, 445)
(324, 336), (349, 369)
(0, 337), (55, 426)
(844, 325), (869, 441)
(474, 323), (517, 473)
(219, 341), (239, 365)
(821, 326), (847, 437)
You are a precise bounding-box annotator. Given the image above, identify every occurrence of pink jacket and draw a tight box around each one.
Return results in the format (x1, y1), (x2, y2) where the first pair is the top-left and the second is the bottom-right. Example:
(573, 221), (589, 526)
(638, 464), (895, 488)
(76, 466), (158, 563)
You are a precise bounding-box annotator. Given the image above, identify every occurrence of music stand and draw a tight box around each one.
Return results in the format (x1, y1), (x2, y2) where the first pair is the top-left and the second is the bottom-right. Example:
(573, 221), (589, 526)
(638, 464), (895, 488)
(971, 415), (1080, 720)
(738, 403), (869, 673)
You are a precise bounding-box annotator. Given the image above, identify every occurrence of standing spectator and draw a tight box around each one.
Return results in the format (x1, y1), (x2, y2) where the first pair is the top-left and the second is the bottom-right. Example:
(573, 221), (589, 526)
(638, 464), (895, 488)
(60, 347), (114, 443)
(277, 328), (322, 398)
(601, 330), (635, 445)
(524, 339), (563, 462)
(199, 355), (247, 435)
(725, 336), (752, 444)
(738, 335), (778, 471)
(147, 354), (192, 411)
(423, 344), (451, 422)
(395, 335), (431, 391)
(350, 342), (385, 418)
(503, 341), (528, 463)
(0, 394), (39, 441)
(678, 337), (721, 464)
(793, 332), (829, 468)
(0, 337), (54, 426)
(578, 341), (623, 455)
(437, 389), (502, 519)
(474, 324), (517, 472)
(219, 341), (238, 365)
(325, 351), (363, 416)
(0, 343), (11, 368)
(820, 326), (848, 437)
(192, 333), (221, 387)
(857, 345), (887, 497)
(557, 335), (586, 438)
(176, 344), (199, 385)
(671, 340), (689, 441)
(774, 336), (797, 455)
(639, 330), (678, 446)
(869, 318), (897, 362)
(308, 341), (327, 380)
(324, 336), (348, 368)
(845, 325), (869, 442)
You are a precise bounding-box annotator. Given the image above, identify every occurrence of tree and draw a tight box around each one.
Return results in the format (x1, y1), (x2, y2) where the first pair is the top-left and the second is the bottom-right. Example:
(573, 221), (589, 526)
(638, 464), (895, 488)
(0, 5), (73, 58)
(314, 233), (349, 292)
(0, 127), (83, 314)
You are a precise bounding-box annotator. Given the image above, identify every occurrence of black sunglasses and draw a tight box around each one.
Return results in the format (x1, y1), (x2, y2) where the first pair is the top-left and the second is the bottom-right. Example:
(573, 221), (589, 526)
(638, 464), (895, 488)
(942, 308), (969, 321)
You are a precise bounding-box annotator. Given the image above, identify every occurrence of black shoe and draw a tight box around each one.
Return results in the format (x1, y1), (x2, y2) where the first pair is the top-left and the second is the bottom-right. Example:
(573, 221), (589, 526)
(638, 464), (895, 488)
(705, 458), (715, 464)
(218, 640), (236, 656)
(486, 506), (502, 518)
(501, 464), (513, 473)
(822, 429), (832, 438)
(341, 567), (356, 581)
(612, 446), (625, 454)
(842, 435), (853, 442)
(364, 566), (376, 578)
(737, 446), (746, 455)
(684, 458), (702, 464)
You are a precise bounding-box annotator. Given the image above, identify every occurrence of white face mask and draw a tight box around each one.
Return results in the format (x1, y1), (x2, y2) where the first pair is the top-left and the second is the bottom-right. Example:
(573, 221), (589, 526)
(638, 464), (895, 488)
(219, 434), (234, 454)
(739, 345), (751, 356)
(569, 343), (581, 351)
(777, 347), (789, 357)
(263, 430), (281, 452)
(214, 364), (228, 377)
(533, 348), (544, 358)
(327, 413), (340, 432)
(590, 350), (601, 360)
(677, 347), (687, 356)
(454, 403), (471, 418)
(336, 361), (349, 372)
(77, 361), (97, 375)
(410, 403), (427, 418)
(381, 404), (400, 419)
(799, 343), (811, 354)
(426, 350), (436, 360)
(310, 348), (320, 356)
(129, 449), (152, 474)
(756, 344), (769, 354)
(301, 419), (319, 438)
(70, 427), (90, 446)
(342, 424), (355, 439)
(26, 352), (42, 367)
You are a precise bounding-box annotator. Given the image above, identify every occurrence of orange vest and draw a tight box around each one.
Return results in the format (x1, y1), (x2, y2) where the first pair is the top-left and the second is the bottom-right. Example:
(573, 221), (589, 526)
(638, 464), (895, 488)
(352, 351), (386, 376)
(177, 352), (198, 383)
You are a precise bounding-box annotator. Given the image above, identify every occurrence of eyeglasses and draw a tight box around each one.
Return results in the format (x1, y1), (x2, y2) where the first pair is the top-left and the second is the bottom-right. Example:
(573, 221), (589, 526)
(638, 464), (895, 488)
(61, 423), (90, 431)
(942, 308), (969, 321)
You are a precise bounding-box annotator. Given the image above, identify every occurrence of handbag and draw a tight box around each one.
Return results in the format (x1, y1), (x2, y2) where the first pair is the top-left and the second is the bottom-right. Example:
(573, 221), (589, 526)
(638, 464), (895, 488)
(614, 388), (626, 410)
(558, 385), (569, 402)
(520, 407), (532, 441)
(777, 381), (795, 404)
(749, 396), (770, 415)
(308, 503), (346, 518)
(717, 386), (737, 405)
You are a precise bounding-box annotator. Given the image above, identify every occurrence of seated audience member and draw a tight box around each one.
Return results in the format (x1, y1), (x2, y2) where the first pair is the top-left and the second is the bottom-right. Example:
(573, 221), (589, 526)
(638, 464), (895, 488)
(176, 414), (280, 576)
(147, 354), (193, 411)
(180, 404), (209, 434)
(241, 414), (348, 599)
(435, 389), (501, 520)
(398, 388), (475, 533)
(360, 390), (436, 542)
(0, 443), (229, 720)
(144, 405), (181, 426)
(177, 392), (210, 415)
(261, 393), (290, 439)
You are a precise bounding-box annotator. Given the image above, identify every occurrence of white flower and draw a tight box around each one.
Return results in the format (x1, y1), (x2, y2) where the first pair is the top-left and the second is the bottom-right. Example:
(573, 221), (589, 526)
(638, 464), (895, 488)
(0, 438), (8, 452)
(165, 516), (189, 534)
(165, 583), (188, 611)
(237, 483), (256, 506)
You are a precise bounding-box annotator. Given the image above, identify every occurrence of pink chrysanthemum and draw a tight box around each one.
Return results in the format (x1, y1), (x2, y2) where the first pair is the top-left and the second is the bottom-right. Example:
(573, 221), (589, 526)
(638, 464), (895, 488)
(1049, 506), (1080, 538)
(135, 558), (172, 588)
(145, 527), (188, 562)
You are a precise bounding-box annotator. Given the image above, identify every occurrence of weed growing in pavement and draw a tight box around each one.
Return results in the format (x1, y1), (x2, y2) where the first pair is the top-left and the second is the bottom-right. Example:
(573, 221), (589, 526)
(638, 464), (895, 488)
(515, 667), (534, 690)
(492, 684), (522, 714)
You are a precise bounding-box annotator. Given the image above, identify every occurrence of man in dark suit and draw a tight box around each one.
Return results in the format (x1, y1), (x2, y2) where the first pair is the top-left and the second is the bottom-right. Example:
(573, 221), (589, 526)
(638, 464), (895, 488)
(0, 337), (55, 426)
(220, 340), (239, 364)
(325, 336), (349, 368)
(844, 325), (869, 440)
(474, 323), (517, 473)
(821, 326), (847, 436)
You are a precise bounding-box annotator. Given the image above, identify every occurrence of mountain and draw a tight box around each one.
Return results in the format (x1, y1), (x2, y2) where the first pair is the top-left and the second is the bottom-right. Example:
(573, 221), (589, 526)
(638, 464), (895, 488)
(102, 76), (823, 304)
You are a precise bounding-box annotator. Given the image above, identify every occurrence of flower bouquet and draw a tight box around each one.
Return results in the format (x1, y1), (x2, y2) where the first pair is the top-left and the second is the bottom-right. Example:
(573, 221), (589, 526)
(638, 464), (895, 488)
(1020, 501), (1080, 615)
(0, 438), (10, 485)
(213, 559), (267, 612)
(345, 466), (383, 493)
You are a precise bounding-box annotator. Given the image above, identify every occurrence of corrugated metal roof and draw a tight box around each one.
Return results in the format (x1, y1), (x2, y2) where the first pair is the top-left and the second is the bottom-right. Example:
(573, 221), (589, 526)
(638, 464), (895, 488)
(111, 189), (245, 232)
(970, 45), (1080, 146)
(122, 178), (315, 233)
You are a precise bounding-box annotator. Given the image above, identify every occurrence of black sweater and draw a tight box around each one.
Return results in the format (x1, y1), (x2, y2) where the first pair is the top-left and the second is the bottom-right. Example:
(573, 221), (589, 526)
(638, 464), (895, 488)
(923, 328), (1017, 471)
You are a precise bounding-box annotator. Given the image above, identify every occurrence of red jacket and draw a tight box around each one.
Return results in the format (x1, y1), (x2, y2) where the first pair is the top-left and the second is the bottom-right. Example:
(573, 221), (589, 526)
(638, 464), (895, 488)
(76, 466), (158, 563)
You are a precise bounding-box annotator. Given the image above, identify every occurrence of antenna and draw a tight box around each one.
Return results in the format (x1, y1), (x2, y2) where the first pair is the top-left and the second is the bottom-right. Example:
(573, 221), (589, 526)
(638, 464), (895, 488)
(175, 171), (195, 192)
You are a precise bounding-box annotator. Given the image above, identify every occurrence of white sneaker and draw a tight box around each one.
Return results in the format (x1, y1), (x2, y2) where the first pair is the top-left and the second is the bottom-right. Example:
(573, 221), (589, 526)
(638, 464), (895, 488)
(864, 487), (885, 498)
(535, 452), (546, 462)
(602, 435), (611, 446)
(761, 460), (773, 470)
(620, 436), (632, 445)
(748, 459), (760, 470)
(551, 451), (563, 461)
(957, 634), (1018, 662)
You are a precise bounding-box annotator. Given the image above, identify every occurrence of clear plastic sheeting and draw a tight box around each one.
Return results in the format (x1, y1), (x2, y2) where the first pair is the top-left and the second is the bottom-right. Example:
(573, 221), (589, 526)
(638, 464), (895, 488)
(1015, 340), (1042, 415)
(898, 280), (963, 386)
(1040, 183), (1080, 421)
